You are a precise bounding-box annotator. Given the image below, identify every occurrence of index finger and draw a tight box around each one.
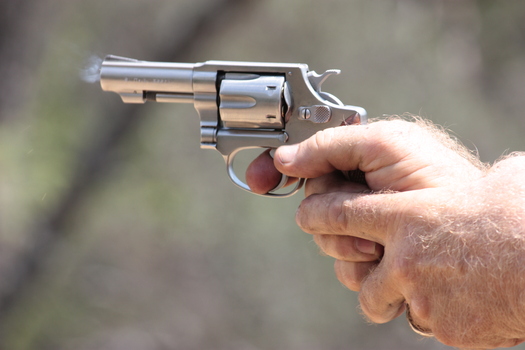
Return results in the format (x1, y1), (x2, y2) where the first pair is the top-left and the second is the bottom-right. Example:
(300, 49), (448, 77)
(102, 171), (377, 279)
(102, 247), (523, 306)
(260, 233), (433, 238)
(245, 149), (299, 194)
(245, 149), (284, 194)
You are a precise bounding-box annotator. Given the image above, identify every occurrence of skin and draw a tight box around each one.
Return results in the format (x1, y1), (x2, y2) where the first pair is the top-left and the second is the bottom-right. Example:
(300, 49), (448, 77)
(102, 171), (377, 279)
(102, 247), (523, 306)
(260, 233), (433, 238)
(246, 118), (525, 349)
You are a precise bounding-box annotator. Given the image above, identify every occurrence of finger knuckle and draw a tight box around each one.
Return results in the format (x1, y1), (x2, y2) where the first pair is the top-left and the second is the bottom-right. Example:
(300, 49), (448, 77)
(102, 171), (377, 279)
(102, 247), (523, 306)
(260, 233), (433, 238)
(363, 120), (417, 164)
(389, 254), (415, 284)
(358, 292), (390, 324)
(311, 128), (336, 155)
(327, 197), (350, 233)
(337, 195), (377, 234)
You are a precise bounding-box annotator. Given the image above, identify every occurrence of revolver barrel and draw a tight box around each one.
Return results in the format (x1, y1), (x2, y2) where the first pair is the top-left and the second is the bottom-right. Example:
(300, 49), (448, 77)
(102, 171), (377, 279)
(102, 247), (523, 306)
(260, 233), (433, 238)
(100, 55), (195, 104)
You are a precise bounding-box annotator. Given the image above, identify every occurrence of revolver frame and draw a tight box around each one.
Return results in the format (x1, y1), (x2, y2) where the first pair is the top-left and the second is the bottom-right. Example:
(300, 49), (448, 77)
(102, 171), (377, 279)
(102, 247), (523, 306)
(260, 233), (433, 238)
(100, 56), (367, 197)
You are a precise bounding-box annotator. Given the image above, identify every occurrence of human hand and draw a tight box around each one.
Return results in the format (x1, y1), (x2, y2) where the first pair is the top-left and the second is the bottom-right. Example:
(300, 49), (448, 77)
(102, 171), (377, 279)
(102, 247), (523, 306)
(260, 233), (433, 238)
(246, 118), (483, 194)
(246, 118), (484, 287)
(247, 119), (525, 348)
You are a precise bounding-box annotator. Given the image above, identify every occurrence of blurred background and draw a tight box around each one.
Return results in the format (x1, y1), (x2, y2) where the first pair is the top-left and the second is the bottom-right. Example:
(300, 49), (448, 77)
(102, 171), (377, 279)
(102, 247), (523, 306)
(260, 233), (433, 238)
(1, 0), (525, 349)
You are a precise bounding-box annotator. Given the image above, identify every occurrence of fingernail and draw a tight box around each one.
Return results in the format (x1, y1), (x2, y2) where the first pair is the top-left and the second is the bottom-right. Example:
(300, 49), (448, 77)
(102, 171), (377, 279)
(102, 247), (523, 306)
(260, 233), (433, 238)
(277, 144), (298, 164)
(355, 238), (376, 255)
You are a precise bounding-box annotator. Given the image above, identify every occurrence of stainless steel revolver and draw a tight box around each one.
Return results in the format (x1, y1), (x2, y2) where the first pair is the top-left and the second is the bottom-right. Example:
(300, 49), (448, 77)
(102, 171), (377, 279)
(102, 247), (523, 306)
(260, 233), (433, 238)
(99, 55), (367, 197)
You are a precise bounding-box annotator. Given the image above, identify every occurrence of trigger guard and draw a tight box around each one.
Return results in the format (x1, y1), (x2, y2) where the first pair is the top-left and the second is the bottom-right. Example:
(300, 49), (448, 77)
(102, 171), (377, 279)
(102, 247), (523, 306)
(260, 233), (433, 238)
(226, 149), (305, 198)
(269, 173), (289, 192)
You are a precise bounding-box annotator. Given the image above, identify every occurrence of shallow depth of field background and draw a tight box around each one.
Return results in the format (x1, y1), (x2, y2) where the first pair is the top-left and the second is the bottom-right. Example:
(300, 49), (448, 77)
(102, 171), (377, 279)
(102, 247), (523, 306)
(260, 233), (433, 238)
(1, 1), (525, 349)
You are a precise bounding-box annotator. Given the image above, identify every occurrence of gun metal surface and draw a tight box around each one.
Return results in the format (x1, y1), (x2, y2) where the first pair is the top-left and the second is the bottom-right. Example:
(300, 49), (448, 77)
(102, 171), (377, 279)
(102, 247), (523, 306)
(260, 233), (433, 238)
(100, 55), (367, 197)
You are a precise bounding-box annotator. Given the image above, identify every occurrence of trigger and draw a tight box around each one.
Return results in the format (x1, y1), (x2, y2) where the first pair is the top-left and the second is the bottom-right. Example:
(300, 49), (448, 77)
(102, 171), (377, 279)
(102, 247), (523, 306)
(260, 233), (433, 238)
(268, 148), (289, 192)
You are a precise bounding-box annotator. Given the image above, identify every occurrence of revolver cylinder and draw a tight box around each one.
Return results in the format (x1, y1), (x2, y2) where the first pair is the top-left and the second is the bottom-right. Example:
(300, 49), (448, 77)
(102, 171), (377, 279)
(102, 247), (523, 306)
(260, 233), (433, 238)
(219, 73), (287, 129)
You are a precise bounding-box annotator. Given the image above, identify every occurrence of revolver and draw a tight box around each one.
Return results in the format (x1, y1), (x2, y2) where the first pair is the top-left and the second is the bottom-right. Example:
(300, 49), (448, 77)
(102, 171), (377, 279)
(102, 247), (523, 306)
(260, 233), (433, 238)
(99, 55), (367, 197)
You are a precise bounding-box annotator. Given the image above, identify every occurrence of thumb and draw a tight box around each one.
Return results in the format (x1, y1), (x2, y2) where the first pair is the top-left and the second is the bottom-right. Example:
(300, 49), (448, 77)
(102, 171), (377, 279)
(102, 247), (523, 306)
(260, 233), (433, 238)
(275, 126), (364, 179)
